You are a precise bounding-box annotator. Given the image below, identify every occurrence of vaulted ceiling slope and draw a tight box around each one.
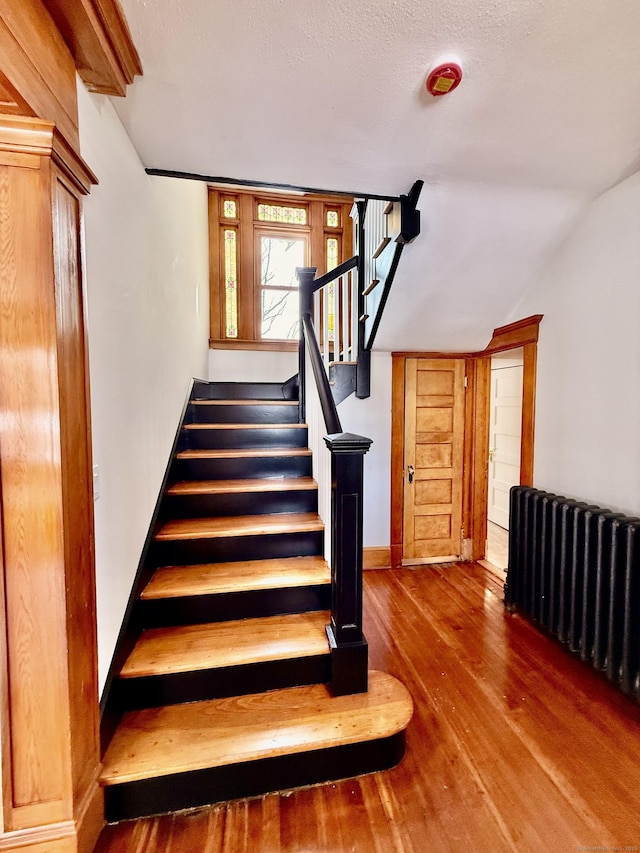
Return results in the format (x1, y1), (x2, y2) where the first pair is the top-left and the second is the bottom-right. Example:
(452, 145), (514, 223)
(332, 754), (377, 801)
(113, 0), (640, 351)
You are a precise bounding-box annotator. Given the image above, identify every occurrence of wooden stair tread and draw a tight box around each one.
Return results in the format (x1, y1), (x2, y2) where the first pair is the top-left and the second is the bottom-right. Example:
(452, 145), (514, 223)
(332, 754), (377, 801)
(142, 556), (330, 600)
(177, 448), (311, 460)
(100, 670), (413, 785)
(156, 512), (323, 541)
(166, 477), (317, 496)
(120, 611), (331, 679)
(184, 423), (306, 431)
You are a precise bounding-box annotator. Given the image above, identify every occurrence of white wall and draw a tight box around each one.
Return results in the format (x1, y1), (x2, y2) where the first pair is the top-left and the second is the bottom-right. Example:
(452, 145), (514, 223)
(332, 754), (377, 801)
(209, 348), (297, 383)
(78, 84), (210, 689)
(338, 351), (392, 547)
(512, 171), (640, 516)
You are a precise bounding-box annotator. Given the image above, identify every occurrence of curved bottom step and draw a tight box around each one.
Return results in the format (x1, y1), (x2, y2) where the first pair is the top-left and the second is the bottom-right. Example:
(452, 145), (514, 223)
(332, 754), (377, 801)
(101, 670), (413, 821)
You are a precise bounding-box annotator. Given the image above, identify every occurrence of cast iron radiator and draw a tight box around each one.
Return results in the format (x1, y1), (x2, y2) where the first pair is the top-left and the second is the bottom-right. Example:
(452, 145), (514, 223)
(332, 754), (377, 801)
(505, 486), (640, 699)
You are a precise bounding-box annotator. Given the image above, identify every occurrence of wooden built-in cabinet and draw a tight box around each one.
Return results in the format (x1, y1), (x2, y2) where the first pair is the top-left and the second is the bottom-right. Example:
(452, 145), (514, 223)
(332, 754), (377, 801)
(0, 2), (141, 851)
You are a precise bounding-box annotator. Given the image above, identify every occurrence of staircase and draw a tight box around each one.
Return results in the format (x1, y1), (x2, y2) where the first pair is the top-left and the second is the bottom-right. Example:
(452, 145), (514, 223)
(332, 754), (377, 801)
(99, 380), (413, 821)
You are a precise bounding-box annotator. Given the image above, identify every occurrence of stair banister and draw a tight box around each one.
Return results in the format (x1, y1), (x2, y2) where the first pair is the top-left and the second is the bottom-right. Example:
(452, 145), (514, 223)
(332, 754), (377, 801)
(297, 271), (371, 696)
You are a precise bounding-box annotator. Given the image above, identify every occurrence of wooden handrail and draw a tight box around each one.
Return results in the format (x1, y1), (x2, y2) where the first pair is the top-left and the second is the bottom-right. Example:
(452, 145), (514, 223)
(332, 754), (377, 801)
(310, 255), (358, 292)
(301, 313), (342, 435)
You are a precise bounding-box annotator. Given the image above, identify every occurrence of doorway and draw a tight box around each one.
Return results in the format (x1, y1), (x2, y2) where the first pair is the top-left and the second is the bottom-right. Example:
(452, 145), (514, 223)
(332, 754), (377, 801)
(390, 315), (542, 568)
(486, 348), (524, 571)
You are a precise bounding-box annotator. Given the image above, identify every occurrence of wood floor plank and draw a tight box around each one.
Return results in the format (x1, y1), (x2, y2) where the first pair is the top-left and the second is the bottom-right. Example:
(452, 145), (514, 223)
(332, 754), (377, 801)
(120, 611), (331, 679)
(142, 556), (330, 600)
(100, 670), (413, 784)
(155, 512), (323, 541)
(166, 477), (317, 496)
(96, 564), (640, 853)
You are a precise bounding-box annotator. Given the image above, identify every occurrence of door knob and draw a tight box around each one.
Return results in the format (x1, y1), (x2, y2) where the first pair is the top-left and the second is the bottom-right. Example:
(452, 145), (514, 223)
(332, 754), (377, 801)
(407, 465), (415, 484)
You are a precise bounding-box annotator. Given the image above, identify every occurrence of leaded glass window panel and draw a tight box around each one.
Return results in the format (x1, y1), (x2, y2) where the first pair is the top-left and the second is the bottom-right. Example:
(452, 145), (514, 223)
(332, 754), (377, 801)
(223, 199), (237, 218)
(257, 203), (307, 225)
(326, 236), (339, 272)
(326, 209), (339, 228)
(223, 229), (238, 338)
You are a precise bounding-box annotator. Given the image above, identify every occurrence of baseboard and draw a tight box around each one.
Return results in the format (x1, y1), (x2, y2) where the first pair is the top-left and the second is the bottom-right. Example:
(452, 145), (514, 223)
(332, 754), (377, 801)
(0, 768), (104, 853)
(0, 822), (76, 852)
(363, 547), (391, 570)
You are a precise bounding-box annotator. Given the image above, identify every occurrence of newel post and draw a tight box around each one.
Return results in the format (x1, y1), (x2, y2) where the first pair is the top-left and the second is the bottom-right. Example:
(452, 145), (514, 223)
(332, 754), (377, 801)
(324, 431), (372, 696)
(296, 267), (317, 423)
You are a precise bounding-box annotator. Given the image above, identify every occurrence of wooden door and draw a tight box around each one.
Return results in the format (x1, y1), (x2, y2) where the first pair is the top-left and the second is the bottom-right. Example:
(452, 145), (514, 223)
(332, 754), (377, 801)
(402, 358), (465, 563)
(487, 361), (523, 529)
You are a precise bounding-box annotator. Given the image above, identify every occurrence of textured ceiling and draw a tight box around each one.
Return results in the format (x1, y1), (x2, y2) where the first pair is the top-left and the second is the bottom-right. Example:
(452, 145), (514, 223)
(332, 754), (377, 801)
(113, 0), (640, 350)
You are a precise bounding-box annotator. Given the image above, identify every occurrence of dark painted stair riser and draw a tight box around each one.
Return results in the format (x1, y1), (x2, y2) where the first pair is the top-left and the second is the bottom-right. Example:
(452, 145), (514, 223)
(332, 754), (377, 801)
(161, 488), (318, 519)
(150, 529), (324, 567)
(174, 454), (311, 481)
(137, 584), (331, 628)
(104, 733), (406, 823)
(114, 655), (331, 712)
(184, 425), (308, 451)
(188, 402), (299, 424)
(192, 379), (297, 401)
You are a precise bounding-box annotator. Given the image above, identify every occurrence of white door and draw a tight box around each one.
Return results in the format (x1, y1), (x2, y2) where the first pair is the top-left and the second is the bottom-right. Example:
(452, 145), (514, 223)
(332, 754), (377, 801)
(487, 356), (523, 529)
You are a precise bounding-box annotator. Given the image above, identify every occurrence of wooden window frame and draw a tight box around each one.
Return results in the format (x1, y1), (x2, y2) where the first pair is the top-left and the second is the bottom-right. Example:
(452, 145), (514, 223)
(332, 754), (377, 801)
(209, 189), (353, 351)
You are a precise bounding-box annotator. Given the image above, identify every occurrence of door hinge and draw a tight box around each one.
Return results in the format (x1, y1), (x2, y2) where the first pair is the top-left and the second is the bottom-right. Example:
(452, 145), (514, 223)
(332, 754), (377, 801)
(464, 375), (468, 389)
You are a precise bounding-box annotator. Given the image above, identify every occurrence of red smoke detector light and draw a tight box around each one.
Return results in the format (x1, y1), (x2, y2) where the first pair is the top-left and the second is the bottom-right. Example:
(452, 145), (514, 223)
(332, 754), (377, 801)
(426, 61), (463, 97)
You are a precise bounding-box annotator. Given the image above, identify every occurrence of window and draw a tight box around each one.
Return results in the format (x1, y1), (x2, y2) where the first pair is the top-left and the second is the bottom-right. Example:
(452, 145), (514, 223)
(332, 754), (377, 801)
(209, 190), (353, 350)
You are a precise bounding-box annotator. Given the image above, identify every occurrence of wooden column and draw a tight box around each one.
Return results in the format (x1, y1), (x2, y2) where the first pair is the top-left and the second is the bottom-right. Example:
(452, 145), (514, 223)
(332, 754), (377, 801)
(0, 115), (101, 853)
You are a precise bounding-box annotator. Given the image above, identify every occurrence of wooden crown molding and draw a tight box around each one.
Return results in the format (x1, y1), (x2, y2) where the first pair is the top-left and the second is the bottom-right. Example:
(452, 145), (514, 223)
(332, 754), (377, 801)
(43, 0), (143, 97)
(392, 315), (544, 360)
(483, 314), (543, 354)
(0, 115), (97, 192)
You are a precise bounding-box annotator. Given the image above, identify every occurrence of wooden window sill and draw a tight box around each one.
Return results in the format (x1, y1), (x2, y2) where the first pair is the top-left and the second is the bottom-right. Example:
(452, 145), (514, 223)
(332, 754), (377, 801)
(209, 339), (298, 353)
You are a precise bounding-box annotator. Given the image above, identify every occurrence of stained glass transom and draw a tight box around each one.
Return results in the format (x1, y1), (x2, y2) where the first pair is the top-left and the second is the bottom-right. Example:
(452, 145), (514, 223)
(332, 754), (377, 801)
(224, 229), (238, 338)
(257, 203), (307, 225)
(326, 210), (339, 228)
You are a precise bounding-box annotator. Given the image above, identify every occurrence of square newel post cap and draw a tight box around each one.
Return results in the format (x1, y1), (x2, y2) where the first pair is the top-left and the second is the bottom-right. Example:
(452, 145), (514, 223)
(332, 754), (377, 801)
(324, 433), (372, 454)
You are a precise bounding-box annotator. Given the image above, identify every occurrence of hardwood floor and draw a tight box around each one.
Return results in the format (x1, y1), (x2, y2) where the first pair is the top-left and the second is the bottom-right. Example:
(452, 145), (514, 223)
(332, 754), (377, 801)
(95, 563), (640, 853)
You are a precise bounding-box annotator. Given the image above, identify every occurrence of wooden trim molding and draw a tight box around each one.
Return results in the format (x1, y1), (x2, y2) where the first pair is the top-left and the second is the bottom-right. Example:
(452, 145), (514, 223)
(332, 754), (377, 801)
(390, 354), (406, 568)
(363, 548), (391, 570)
(209, 338), (299, 353)
(392, 315), (543, 361)
(482, 314), (543, 354)
(0, 3), (79, 150)
(0, 115), (97, 191)
(43, 0), (143, 96)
